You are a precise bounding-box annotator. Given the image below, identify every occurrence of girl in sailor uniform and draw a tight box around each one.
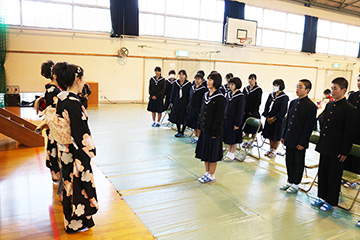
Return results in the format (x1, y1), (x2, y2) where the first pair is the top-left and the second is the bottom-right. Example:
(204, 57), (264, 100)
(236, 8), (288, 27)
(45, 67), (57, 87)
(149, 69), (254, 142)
(243, 73), (263, 147)
(164, 69), (176, 111)
(196, 72), (226, 183)
(219, 73), (233, 95)
(147, 66), (166, 127)
(187, 73), (208, 144)
(262, 79), (289, 158)
(223, 77), (246, 161)
(169, 69), (192, 137)
(41, 60), (62, 183)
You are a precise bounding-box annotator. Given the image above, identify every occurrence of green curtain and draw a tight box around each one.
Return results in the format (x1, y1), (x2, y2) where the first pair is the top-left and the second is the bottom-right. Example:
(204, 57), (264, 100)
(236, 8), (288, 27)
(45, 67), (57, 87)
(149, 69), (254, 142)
(0, 18), (7, 94)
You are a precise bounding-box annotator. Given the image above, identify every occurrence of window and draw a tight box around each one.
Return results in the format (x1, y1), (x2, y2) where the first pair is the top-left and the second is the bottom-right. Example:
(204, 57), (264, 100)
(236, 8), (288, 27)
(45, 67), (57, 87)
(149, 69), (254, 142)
(245, 5), (305, 51)
(139, 0), (225, 42)
(0, 0), (111, 33)
(316, 19), (360, 57)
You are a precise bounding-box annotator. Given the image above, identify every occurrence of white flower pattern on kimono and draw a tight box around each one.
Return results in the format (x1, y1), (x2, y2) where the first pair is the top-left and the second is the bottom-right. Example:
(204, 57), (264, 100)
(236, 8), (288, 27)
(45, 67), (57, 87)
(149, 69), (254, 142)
(61, 152), (73, 165)
(81, 189), (89, 199)
(64, 180), (73, 197)
(81, 170), (92, 182)
(68, 219), (83, 231)
(50, 148), (57, 158)
(74, 159), (84, 178)
(74, 204), (85, 217)
(81, 134), (95, 158)
(89, 197), (99, 209)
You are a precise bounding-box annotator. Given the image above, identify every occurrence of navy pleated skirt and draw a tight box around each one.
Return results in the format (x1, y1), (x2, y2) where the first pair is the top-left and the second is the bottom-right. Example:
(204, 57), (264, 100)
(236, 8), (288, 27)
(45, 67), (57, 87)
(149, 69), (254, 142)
(147, 98), (164, 113)
(186, 106), (201, 129)
(262, 118), (284, 141)
(223, 119), (242, 145)
(195, 132), (223, 163)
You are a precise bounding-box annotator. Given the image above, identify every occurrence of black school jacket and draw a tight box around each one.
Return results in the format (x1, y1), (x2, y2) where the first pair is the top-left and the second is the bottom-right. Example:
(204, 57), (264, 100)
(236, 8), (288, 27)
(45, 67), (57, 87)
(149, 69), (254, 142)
(225, 90), (246, 127)
(282, 96), (317, 149)
(243, 85), (262, 116)
(348, 90), (360, 141)
(199, 90), (226, 137)
(315, 97), (356, 157)
(149, 76), (165, 99)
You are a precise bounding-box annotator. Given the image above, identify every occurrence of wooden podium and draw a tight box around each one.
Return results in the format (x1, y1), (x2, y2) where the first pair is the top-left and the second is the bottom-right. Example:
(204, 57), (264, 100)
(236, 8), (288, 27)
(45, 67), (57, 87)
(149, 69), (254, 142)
(87, 82), (98, 107)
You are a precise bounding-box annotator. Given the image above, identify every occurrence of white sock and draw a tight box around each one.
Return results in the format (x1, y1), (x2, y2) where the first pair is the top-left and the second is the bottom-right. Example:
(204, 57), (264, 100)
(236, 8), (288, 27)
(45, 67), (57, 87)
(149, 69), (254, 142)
(292, 184), (299, 189)
(208, 174), (215, 180)
(205, 172), (209, 176)
(194, 137), (198, 140)
(229, 152), (235, 159)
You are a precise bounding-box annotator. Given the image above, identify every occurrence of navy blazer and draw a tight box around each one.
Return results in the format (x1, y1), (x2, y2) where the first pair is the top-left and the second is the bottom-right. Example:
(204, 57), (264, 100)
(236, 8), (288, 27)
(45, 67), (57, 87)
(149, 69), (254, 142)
(316, 98), (356, 157)
(283, 96), (317, 149)
(225, 90), (246, 128)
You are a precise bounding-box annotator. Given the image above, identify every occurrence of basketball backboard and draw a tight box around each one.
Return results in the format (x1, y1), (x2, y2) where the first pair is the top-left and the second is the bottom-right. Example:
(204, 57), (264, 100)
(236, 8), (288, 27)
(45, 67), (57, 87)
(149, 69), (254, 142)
(224, 17), (257, 46)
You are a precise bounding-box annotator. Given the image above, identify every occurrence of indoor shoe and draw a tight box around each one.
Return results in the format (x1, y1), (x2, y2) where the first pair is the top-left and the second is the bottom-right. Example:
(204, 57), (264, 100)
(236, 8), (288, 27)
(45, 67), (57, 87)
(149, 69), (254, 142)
(344, 181), (357, 188)
(222, 156), (234, 162)
(280, 183), (292, 191)
(267, 152), (277, 158)
(198, 174), (207, 181)
(320, 202), (334, 211)
(311, 198), (325, 207)
(175, 133), (184, 138)
(155, 123), (161, 127)
(151, 122), (156, 127)
(286, 186), (298, 194)
(199, 175), (215, 183)
(355, 220), (360, 228)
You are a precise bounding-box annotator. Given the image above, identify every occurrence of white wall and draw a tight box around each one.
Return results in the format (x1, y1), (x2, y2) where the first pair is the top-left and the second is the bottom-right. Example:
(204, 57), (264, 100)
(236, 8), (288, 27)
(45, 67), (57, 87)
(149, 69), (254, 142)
(4, 0), (360, 103)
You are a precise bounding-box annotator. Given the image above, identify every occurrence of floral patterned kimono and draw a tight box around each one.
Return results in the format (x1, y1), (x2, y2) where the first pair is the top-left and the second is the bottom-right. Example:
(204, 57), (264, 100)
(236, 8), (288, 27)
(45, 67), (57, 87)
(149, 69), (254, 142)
(56, 91), (98, 233)
(44, 84), (61, 182)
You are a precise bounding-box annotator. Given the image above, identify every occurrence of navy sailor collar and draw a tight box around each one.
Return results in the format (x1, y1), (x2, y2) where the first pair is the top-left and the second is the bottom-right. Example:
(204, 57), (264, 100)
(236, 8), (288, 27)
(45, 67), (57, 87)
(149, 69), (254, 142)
(175, 79), (190, 87)
(167, 78), (175, 84)
(245, 85), (260, 94)
(152, 76), (165, 85)
(271, 91), (286, 100)
(192, 85), (206, 92)
(204, 89), (224, 105)
(227, 90), (244, 101)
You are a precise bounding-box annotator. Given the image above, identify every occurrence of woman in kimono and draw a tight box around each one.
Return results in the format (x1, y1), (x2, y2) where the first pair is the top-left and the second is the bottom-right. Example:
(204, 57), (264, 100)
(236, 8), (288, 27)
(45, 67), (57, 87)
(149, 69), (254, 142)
(56, 62), (98, 233)
(223, 77), (246, 161)
(147, 66), (166, 127)
(164, 69), (176, 111)
(41, 60), (61, 183)
(196, 71), (226, 183)
(169, 69), (191, 137)
(243, 73), (263, 148)
(187, 73), (207, 143)
(262, 79), (289, 158)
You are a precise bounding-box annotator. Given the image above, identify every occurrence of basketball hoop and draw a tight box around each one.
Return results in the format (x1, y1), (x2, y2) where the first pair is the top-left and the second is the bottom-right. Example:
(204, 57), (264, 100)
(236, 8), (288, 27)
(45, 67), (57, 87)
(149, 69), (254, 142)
(239, 37), (253, 46)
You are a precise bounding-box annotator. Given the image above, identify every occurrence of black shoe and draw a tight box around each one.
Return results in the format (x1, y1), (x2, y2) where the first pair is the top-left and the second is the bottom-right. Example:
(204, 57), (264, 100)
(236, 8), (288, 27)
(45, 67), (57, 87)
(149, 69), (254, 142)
(110, 33), (120, 38)
(175, 133), (184, 138)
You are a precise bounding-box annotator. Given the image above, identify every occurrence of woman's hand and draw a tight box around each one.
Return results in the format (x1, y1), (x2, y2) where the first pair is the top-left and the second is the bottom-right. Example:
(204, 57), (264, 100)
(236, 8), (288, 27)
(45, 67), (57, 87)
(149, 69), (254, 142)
(234, 126), (239, 130)
(152, 96), (157, 100)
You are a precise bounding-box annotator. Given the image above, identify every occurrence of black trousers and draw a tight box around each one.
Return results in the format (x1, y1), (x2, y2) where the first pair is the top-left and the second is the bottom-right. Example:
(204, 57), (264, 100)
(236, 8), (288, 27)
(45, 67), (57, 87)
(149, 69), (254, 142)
(285, 147), (305, 185)
(317, 154), (345, 206)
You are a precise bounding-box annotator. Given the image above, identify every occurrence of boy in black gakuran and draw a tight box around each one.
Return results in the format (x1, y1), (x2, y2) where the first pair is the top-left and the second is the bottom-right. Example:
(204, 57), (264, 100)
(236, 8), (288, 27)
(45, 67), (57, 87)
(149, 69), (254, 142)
(280, 79), (317, 194)
(312, 77), (356, 211)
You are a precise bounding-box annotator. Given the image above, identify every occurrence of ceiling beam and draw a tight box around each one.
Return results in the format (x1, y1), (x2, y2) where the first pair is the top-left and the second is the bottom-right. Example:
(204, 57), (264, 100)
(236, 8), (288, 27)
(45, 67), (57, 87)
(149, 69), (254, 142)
(286, 0), (360, 16)
(340, 0), (360, 9)
(339, 0), (347, 9)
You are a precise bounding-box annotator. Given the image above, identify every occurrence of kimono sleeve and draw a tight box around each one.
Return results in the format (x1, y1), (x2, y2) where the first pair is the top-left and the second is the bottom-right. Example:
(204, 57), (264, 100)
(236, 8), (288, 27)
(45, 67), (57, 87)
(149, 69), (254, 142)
(66, 99), (96, 158)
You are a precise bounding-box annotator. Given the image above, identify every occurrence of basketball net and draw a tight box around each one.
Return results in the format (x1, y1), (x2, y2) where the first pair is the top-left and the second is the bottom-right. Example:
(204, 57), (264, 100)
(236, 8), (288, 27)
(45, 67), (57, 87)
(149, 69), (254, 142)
(239, 38), (253, 46)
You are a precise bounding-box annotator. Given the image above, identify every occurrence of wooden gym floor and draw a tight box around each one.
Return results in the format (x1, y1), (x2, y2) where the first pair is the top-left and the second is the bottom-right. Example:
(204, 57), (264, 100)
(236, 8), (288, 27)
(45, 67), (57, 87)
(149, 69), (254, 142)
(1, 105), (360, 239)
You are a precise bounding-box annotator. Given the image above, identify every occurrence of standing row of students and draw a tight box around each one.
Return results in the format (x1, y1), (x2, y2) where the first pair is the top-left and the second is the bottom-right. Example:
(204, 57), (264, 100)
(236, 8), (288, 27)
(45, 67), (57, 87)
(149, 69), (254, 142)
(39, 61), (98, 233)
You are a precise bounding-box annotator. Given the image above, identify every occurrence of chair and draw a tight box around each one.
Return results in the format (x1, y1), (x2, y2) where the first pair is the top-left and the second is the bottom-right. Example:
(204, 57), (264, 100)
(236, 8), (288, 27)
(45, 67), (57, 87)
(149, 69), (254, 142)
(299, 134), (319, 193)
(338, 144), (360, 211)
(241, 117), (262, 161)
